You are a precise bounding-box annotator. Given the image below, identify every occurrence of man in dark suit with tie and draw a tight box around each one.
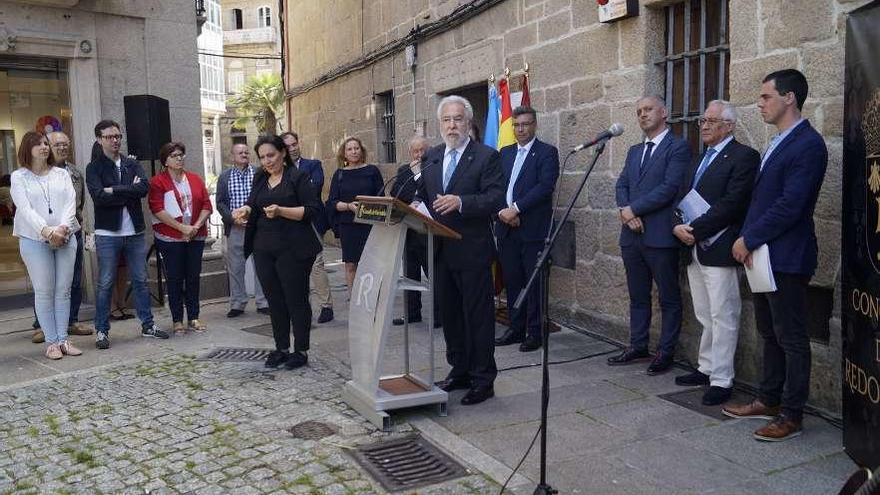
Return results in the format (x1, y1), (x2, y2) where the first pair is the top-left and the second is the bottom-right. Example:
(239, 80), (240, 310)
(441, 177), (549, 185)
(724, 69), (828, 442)
(609, 96), (691, 374)
(672, 100), (759, 406)
(281, 132), (335, 324)
(416, 95), (505, 405)
(493, 106), (560, 352)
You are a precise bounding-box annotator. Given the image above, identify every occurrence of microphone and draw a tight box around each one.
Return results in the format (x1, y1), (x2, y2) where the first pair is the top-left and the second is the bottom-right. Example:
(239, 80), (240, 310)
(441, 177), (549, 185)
(392, 157), (440, 204)
(572, 123), (625, 152)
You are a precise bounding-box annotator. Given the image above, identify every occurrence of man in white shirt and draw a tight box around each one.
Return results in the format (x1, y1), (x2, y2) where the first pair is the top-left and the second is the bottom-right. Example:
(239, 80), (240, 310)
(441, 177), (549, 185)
(85, 120), (168, 349)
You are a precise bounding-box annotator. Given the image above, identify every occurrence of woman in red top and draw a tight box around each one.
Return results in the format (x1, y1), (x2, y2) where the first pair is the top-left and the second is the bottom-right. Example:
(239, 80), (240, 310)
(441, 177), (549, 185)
(149, 142), (213, 335)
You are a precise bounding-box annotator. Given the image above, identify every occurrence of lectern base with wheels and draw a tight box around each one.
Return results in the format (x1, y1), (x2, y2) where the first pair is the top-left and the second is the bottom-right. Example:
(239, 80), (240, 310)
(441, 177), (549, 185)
(341, 196), (460, 431)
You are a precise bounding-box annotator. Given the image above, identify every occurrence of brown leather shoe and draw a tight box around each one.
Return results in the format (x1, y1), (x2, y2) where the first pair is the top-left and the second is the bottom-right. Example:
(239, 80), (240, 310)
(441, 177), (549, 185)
(753, 415), (802, 442)
(32, 330), (45, 344)
(68, 322), (94, 335)
(722, 399), (781, 420)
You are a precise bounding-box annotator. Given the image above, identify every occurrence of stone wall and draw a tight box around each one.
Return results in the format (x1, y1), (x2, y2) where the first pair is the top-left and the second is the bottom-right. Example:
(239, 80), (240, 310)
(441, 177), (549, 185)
(284, 0), (872, 413)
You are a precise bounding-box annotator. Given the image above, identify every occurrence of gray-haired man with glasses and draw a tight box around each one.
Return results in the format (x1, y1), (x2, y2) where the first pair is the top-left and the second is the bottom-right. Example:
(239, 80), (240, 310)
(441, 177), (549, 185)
(671, 100), (759, 405)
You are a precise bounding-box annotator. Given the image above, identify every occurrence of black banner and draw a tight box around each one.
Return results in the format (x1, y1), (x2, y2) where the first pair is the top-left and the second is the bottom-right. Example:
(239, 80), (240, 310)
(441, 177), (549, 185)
(842, 0), (880, 469)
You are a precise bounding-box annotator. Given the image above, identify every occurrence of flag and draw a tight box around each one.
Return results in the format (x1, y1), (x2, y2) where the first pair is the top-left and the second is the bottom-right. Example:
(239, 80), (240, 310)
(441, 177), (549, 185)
(483, 83), (500, 149)
(520, 72), (531, 108)
(497, 77), (516, 149)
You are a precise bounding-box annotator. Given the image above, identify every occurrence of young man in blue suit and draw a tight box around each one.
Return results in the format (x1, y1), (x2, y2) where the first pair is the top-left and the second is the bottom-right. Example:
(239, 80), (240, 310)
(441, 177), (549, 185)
(610, 96), (691, 374)
(672, 100), (759, 406)
(282, 132), (334, 324)
(415, 95), (505, 406)
(724, 69), (828, 442)
(494, 106), (560, 352)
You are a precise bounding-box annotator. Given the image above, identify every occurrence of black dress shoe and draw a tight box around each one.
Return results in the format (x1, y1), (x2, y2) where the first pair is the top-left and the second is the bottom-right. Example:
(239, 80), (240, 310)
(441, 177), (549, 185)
(227, 309), (244, 318)
(606, 347), (650, 366)
(646, 352), (674, 375)
(702, 386), (732, 405)
(265, 350), (288, 368)
(519, 335), (542, 352)
(257, 307), (271, 315)
(433, 321), (442, 329)
(393, 316), (422, 326)
(435, 377), (470, 392)
(284, 351), (308, 370)
(675, 370), (710, 386)
(495, 329), (524, 346)
(317, 307), (334, 323)
(461, 386), (494, 405)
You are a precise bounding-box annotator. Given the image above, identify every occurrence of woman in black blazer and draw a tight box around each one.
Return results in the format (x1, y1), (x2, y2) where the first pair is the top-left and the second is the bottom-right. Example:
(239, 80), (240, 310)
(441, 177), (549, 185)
(232, 135), (321, 370)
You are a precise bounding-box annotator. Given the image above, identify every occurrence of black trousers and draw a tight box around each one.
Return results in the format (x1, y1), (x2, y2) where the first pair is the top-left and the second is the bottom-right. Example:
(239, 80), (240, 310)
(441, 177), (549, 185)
(253, 248), (315, 353)
(754, 272), (812, 420)
(403, 231), (441, 322)
(437, 259), (497, 387)
(498, 233), (543, 340)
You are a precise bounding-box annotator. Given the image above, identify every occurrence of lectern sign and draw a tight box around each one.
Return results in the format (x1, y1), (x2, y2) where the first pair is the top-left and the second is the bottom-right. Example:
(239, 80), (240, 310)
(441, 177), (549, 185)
(842, 0), (880, 469)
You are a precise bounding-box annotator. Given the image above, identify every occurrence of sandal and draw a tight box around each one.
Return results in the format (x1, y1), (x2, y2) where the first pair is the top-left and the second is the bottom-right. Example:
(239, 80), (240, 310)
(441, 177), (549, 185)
(172, 322), (187, 336)
(188, 319), (207, 333)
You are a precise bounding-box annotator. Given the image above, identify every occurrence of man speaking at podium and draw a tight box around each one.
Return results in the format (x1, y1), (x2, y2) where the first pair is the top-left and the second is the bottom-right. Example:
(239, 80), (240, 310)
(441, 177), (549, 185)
(415, 95), (505, 406)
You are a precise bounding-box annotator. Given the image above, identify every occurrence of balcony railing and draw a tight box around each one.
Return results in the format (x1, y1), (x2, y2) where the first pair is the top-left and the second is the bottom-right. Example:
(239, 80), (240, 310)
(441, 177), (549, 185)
(224, 27), (276, 45)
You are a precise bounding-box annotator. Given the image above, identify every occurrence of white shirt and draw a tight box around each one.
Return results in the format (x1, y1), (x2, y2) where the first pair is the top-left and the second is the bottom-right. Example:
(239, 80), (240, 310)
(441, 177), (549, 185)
(641, 127), (670, 163)
(443, 137), (470, 185)
(508, 138), (536, 211)
(10, 167), (80, 242)
(95, 158), (137, 237)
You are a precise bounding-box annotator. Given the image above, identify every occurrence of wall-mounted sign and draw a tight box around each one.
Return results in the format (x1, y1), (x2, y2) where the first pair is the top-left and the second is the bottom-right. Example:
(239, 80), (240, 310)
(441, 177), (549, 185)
(598, 0), (639, 24)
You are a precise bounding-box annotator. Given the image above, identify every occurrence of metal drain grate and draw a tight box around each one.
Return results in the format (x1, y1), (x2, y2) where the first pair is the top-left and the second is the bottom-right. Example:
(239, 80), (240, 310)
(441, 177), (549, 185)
(199, 348), (273, 361)
(288, 421), (338, 440)
(349, 435), (467, 492)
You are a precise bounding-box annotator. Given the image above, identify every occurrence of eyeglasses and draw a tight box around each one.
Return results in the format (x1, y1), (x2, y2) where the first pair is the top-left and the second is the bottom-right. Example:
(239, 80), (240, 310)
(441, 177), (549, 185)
(513, 121), (536, 128)
(101, 134), (123, 141)
(51, 143), (70, 148)
(697, 118), (732, 127)
(169, 153), (186, 160)
(441, 116), (466, 125)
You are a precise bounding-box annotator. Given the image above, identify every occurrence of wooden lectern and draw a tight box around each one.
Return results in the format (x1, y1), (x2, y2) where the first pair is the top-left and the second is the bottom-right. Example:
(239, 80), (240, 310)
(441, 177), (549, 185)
(341, 196), (460, 431)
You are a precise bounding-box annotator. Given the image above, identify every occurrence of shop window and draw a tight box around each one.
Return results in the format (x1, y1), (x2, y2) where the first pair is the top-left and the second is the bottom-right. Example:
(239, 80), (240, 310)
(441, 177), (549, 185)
(660, 0), (730, 155)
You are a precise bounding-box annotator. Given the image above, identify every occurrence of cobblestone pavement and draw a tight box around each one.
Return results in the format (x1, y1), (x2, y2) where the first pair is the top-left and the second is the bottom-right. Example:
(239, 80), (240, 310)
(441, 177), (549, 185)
(0, 352), (496, 495)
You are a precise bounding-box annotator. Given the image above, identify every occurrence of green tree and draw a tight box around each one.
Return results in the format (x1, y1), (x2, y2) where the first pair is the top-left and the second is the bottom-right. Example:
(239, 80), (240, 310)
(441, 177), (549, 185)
(228, 73), (284, 134)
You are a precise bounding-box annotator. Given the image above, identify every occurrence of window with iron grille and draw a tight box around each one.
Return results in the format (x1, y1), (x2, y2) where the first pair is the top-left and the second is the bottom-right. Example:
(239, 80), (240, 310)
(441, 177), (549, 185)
(659, 0), (730, 154)
(377, 91), (396, 163)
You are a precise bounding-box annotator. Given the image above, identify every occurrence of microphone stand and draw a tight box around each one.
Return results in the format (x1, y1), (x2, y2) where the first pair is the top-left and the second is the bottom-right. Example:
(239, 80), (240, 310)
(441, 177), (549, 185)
(513, 140), (608, 495)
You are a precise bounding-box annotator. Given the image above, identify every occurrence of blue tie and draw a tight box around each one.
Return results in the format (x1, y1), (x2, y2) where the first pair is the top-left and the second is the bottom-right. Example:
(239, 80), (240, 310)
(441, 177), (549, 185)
(506, 147), (528, 206)
(443, 149), (459, 192)
(692, 147), (717, 188)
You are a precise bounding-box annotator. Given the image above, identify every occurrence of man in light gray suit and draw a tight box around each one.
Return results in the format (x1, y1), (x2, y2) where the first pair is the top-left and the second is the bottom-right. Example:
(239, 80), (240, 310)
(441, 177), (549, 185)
(216, 143), (268, 317)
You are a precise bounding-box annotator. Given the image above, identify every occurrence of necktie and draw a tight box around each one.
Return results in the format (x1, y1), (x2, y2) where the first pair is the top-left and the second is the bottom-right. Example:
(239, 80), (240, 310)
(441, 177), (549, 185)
(639, 141), (655, 172)
(506, 147), (528, 206)
(443, 149), (459, 192)
(691, 147), (717, 188)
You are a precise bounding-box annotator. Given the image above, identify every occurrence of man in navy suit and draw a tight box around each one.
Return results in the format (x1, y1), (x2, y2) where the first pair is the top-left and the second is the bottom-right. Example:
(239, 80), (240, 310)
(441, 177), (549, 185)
(493, 106), (560, 352)
(724, 69), (828, 442)
(415, 95), (505, 405)
(609, 96), (691, 374)
(282, 132), (334, 324)
(672, 100), (759, 406)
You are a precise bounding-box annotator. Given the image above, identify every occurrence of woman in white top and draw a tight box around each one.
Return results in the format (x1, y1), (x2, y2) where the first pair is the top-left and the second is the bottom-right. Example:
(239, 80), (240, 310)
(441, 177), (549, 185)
(11, 131), (82, 360)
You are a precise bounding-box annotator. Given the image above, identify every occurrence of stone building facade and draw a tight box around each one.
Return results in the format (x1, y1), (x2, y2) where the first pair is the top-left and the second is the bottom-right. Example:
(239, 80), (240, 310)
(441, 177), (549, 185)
(0, 0), (204, 308)
(282, 0), (868, 413)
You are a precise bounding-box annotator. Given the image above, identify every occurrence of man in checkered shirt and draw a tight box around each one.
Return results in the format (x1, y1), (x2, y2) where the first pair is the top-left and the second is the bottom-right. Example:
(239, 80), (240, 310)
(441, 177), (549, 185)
(216, 143), (269, 317)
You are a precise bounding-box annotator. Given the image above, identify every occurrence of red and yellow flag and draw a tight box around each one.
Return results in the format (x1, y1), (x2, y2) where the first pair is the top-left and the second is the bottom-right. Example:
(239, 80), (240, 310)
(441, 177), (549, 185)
(496, 77), (516, 149)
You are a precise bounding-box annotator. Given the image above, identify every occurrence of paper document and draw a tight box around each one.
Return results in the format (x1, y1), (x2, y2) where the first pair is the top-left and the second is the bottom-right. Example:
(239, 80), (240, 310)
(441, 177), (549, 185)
(677, 189), (726, 248)
(413, 201), (433, 220)
(745, 244), (777, 293)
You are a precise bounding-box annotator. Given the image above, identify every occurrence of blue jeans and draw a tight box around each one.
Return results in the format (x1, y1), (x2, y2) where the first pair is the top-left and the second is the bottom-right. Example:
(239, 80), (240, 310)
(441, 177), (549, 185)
(95, 233), (153, 333)
(156, 239), (205, 323)
(19, 236), (77, 344)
